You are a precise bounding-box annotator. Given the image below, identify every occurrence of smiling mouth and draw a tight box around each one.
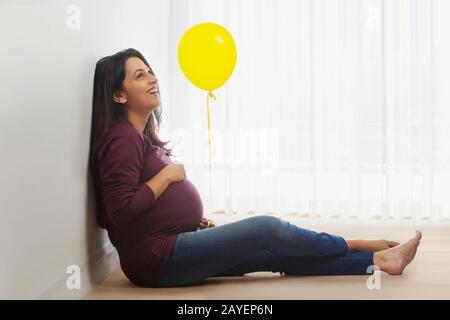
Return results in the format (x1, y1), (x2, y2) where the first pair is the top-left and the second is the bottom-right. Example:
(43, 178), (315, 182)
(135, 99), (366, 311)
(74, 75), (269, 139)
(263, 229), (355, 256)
(147, 87), (159, 94)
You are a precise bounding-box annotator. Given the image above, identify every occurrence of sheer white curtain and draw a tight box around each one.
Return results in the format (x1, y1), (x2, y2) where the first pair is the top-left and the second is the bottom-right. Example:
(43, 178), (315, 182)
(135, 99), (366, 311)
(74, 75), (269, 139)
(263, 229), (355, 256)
(163, 0), (450, 220)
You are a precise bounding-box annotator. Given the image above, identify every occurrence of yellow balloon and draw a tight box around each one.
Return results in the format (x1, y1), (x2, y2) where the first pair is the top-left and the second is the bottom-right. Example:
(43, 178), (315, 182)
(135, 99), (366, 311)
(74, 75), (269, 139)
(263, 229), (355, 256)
(178, 22), (237, 91)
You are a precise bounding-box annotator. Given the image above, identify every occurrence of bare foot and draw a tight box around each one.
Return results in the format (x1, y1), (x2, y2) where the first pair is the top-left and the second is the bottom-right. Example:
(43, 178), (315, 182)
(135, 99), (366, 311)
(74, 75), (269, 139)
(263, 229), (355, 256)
(373, 231), (422, 275)
(346, 239), (400, 252)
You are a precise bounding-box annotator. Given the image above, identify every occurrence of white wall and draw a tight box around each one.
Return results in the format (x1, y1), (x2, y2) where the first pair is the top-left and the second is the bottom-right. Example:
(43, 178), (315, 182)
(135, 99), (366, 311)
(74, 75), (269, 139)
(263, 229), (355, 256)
(0, 0), (171, 299)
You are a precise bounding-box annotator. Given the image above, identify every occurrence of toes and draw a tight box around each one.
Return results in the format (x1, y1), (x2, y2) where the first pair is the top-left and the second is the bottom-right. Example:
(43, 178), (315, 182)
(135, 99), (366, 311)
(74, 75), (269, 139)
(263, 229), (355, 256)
(388, 241), (400, 247)
(415, 230), (423, 240)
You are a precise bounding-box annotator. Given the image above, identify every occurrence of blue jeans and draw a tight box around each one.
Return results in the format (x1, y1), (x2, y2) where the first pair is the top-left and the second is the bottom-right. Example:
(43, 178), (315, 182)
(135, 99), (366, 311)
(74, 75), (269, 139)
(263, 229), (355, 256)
(154, 215), (374, 287)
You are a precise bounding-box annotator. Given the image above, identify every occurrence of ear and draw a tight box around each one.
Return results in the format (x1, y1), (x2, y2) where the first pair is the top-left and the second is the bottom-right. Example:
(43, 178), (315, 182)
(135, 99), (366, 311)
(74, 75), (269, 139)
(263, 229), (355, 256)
(113, 89), (127, 104)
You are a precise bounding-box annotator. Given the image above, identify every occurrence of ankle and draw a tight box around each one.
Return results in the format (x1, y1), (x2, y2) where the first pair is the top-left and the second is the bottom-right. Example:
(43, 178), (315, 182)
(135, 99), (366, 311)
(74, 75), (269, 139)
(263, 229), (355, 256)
(345, 239), (363, 251)
(373, 251), (384, 267)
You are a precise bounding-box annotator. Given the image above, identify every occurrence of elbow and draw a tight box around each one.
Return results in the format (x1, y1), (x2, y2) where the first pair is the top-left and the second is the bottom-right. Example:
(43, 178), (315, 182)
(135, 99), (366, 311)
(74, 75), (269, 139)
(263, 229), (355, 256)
(104, 185), (156, 228)
(109, 205), (137, 228)
(108, 201), (152, 228)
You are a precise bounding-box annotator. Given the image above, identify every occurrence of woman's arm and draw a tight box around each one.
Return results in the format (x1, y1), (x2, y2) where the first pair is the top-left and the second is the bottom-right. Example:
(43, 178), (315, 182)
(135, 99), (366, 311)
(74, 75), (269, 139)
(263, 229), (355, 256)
(100, 131), (184, 227)
(146, 162), (186, 199)
(145, 168), (171, 200)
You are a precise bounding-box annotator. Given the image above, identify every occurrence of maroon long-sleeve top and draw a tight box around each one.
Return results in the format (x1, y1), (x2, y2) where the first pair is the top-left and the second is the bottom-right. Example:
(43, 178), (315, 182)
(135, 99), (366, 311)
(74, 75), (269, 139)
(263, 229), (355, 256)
(90, 118), (203, 286)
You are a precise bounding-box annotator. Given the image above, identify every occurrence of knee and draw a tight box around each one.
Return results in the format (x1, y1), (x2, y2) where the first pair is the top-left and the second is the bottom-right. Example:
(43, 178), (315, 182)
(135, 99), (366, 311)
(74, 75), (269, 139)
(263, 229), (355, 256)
(251, 215), (284, 239)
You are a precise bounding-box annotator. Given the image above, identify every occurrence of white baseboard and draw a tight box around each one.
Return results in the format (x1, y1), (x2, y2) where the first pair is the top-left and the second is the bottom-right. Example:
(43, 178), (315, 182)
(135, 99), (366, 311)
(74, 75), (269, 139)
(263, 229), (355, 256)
(37, 242), (119, 300)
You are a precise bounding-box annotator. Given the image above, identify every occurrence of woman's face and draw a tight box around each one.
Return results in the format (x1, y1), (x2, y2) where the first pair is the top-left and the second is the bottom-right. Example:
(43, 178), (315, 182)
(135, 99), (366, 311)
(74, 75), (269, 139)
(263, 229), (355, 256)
(113, 57), (160, 114)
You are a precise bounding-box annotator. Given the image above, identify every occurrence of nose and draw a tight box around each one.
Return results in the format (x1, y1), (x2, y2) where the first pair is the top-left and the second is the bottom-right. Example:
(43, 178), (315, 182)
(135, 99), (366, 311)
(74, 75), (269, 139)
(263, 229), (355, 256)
(149, 76), (158, 86)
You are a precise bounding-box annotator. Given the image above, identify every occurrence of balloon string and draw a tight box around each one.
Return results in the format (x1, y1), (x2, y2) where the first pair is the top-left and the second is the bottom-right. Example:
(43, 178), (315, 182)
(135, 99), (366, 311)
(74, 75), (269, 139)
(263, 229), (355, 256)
(206, 91), (216, 211)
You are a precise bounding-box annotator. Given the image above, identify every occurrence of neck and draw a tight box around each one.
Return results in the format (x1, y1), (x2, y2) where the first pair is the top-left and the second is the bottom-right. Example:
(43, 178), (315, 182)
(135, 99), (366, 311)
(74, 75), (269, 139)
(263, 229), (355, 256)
(126, 111), (150, 134)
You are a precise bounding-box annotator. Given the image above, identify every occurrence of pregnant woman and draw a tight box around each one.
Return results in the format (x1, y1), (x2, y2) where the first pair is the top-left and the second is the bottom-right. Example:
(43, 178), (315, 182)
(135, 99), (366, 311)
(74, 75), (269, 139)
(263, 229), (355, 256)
(89, 48), (422, 288)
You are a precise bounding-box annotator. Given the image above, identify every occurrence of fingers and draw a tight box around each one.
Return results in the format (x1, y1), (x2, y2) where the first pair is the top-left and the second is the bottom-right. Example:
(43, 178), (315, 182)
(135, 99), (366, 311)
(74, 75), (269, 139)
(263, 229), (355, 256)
(205, 219), (215, 227)
(199, 218), (216, 229)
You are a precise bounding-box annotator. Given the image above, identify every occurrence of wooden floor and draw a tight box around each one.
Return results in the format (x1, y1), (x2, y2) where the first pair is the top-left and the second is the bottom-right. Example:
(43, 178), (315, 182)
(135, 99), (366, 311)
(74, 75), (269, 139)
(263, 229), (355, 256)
(85, 214), (450, 300)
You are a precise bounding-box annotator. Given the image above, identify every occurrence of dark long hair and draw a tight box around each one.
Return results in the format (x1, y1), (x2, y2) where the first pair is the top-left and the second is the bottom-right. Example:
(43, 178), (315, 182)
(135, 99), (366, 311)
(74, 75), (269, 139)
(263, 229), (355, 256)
(89, 48), (172, 167)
